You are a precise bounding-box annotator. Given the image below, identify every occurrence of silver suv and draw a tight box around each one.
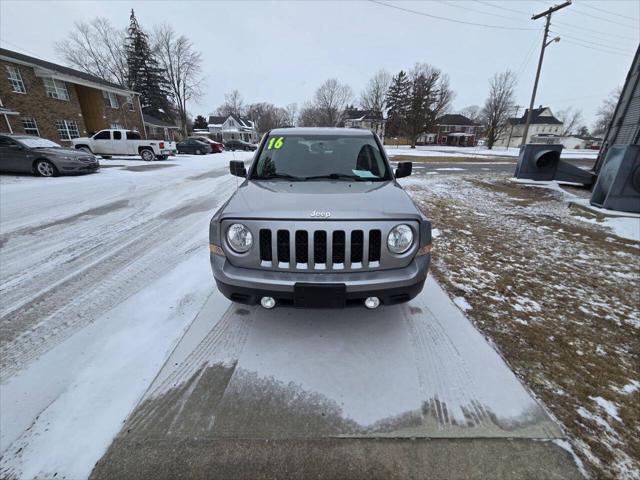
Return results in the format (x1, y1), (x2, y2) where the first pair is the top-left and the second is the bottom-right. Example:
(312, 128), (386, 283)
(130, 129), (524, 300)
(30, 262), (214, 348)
(209, 128), (432, 309)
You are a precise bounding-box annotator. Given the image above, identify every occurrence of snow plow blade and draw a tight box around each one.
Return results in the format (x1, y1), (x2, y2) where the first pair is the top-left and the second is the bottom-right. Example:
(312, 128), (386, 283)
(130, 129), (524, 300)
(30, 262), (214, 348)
(514, 144), (595, 186)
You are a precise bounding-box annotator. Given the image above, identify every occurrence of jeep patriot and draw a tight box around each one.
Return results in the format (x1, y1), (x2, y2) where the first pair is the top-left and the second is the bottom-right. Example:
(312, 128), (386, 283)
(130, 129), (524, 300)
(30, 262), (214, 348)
(209, 127), (432, 308)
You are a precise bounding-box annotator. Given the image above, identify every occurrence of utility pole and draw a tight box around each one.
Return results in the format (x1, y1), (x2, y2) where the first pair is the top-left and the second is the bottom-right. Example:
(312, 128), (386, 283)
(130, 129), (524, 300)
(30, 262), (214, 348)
(521, 0), (571, 147)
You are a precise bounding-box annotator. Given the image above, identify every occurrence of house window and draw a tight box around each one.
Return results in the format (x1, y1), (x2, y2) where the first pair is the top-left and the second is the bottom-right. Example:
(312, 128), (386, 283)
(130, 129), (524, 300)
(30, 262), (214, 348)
(126, 96), (134, 111)
(21, 117), (39, 136)
(43, 78), (70, 100)
(55, 120), (80, 140)
(103, 91), (119, 108)
(6, 65), (26, 93)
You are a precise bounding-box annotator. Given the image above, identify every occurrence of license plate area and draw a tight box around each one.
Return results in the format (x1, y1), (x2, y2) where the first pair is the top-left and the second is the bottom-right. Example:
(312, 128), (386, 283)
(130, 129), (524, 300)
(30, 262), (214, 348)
(294, 283), (346, 308)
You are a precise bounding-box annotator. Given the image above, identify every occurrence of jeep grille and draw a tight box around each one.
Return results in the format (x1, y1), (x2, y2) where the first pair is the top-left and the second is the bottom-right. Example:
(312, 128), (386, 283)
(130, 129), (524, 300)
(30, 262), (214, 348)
(259, 228), (381, 271)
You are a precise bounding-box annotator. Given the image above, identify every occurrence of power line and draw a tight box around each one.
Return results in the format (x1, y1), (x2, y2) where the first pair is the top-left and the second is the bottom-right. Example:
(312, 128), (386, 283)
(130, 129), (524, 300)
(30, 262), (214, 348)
(475, 0), (637, 41)
(440, 0), (526, 23)
(516, 28), (545, 79)
(560, 38), (635, 57)
(474, 0), (534, 16)
(577, 1), (639, 23)
(549, 29), (634, 54)
(552, 19), (637, 42)
(368, 0), (538, 31)
(535, 0), (638, 29)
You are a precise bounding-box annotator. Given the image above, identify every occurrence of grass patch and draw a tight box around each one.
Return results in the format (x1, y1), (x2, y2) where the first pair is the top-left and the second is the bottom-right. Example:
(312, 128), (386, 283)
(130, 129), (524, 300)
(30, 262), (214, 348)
(407, 175), (640, 479)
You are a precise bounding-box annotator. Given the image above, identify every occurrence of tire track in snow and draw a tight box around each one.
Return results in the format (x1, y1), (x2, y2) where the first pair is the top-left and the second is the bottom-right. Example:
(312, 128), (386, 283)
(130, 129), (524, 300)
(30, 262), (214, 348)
(0, 180), (236, 381)
(402, 303), (492, 429)
(125, 305), (256, 434)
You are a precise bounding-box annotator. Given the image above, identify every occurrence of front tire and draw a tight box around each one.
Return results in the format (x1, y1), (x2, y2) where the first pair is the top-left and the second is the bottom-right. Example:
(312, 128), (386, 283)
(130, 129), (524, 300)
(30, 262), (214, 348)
(35, 160), (58, 177)
(195, 149), (202, 155)
(140, 149), (155, 162)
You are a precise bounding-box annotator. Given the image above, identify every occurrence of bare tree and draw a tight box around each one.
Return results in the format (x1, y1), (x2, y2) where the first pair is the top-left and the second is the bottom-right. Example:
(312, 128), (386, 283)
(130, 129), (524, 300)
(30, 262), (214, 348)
(217, 90), (245, 117)
(284, 103), (298, 126)
(152, 24), (204, 136)
(245, 102), (288, 135)
(481, 70), (517, 150)
(593, 87), (622, 135)
(56, 18), (128, 86)
(298, 103), (321, 127)
(360, 69), (392, 114)
(556, 107), (583, 136)
(312, 78), (353, 126)
(459, 105), (482, 124)
(360, 69), (391, 136)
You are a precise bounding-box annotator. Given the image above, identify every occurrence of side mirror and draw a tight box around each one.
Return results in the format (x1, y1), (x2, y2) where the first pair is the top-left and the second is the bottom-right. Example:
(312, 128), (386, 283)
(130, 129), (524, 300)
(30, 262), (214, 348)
(230, 160), (246, 177)
(8, 143), (23, 150)
(395, 161), (412, 178)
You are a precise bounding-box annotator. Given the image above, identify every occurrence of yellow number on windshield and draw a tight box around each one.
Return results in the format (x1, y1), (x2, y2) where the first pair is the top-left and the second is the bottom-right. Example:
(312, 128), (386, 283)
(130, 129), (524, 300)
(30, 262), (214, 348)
(267, 136), (284, 150)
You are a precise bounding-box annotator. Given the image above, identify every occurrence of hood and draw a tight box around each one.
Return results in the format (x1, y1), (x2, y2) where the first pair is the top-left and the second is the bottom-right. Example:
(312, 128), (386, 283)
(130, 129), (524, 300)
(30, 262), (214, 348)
(32, 147), (92, 157)
(220, 180), (422, 220)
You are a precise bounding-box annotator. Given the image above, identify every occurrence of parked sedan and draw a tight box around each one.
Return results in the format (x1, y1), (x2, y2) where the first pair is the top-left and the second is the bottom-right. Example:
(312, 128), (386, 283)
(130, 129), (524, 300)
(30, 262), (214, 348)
(188, 136), (224, 153)
(224, 139), (257, 151)
(176, 138), (211, 155)
(0, 134), (99, 176)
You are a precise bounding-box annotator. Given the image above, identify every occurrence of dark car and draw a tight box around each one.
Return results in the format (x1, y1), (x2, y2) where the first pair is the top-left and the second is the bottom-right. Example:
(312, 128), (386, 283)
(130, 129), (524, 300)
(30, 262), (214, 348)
(224, 139), (257, 151)
(176, 138), (211, 155)
(0, 134), (99, 176)
(188, 136), (224, 153)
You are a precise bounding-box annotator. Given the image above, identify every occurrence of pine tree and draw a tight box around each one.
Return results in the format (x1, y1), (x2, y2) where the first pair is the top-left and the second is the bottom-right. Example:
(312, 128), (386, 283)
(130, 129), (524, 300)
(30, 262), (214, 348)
(385, 71), (410, 137)
(193, 115), (208, 130)
(126, 10), (173, 120)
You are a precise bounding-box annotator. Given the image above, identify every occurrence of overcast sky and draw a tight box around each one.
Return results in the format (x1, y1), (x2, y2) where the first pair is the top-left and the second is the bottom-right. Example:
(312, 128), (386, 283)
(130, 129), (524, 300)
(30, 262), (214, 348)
(1, 0), (638, 127)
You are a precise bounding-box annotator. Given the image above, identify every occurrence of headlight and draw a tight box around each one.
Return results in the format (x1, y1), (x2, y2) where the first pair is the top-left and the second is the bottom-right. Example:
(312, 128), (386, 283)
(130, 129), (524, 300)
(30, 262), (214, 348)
(387, 224), (413, 254)
(226, 223), (253, 253)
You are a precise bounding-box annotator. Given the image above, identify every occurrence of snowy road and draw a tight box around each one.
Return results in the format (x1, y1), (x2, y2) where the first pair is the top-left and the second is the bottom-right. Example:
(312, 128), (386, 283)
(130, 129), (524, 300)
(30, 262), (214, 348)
(0, 154), (582, 479)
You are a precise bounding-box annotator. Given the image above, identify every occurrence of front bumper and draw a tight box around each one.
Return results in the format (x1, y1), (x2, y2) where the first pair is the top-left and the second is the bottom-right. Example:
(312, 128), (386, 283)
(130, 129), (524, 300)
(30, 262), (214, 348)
(59, 162), (100, 174)
(210, 253), (430, 307)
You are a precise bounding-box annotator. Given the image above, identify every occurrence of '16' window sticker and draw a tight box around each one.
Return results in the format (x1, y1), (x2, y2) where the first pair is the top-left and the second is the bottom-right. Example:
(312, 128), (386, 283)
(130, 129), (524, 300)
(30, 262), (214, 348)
(267, 136), (284, 150)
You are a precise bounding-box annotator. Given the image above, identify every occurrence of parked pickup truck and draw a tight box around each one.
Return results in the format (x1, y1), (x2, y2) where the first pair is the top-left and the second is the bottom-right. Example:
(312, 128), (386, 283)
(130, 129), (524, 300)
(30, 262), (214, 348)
(72, 129), (176, 161)
(209, 127), (432, 310)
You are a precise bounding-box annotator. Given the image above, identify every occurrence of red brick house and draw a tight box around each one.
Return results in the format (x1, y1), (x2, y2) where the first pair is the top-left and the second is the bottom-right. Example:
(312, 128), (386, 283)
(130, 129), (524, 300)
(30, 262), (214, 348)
(417, 114), (480, 146)
(0, 48), (145, 144)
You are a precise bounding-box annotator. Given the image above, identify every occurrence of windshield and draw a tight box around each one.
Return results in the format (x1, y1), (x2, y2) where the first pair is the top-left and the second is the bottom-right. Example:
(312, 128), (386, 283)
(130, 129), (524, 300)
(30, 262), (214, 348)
(17, 137), (61, 148)
(252, 134), (390, 181)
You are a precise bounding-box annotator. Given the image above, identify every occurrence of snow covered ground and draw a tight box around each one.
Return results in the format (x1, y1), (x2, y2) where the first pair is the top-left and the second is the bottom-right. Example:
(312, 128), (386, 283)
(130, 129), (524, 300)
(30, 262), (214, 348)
(0, 152), (580, 479)
(0, 152), (248, 477)
(384, 144), (599, 160)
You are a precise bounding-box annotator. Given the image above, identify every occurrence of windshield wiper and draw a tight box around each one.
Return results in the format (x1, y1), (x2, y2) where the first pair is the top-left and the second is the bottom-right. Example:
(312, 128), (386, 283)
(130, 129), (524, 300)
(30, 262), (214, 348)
(304, 173), (368, 181)
(257, 173), (304, 181)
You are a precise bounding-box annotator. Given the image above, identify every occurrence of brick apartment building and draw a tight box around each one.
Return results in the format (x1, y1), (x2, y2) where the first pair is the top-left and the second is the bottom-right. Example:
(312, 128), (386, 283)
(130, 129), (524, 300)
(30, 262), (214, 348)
(0, 48), (145, 145)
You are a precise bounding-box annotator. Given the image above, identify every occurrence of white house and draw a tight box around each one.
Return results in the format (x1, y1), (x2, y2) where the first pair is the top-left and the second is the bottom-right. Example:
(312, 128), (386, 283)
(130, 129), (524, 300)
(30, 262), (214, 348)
(343, 109), (385, 139)
(207, 114), (258, 143)
(495, 106), (564, 148)
(560, 135), (603, 150)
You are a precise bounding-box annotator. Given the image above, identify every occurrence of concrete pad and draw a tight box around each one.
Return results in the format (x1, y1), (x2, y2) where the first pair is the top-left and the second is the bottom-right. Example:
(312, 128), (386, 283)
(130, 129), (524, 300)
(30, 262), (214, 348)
(91, 277), (581, 479)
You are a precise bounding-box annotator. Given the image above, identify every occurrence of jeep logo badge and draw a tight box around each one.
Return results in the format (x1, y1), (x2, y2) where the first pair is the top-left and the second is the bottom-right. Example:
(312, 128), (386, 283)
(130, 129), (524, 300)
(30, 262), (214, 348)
(310, 211), (331, 218)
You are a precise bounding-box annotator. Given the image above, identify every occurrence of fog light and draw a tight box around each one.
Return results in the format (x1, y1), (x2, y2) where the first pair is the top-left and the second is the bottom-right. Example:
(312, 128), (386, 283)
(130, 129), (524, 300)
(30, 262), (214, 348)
(260, 296), (276, 309)
(364, 297), (380, 309)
